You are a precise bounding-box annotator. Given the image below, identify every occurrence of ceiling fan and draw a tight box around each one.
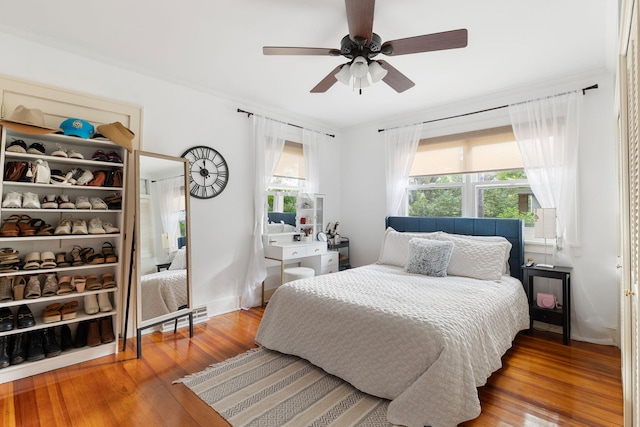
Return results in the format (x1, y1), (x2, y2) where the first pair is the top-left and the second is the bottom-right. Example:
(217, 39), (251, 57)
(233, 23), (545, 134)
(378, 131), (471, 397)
(263, 0), (468, 94)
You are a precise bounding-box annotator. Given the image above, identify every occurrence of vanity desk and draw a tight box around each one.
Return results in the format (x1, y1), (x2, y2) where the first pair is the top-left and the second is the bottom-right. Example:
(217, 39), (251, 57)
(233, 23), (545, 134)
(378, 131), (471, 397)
(263, 232), (338, 303)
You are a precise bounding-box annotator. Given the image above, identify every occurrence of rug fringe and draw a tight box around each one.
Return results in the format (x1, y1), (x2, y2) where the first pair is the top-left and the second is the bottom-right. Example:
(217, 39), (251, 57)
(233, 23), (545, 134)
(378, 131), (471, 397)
(173, 346), (266, 384)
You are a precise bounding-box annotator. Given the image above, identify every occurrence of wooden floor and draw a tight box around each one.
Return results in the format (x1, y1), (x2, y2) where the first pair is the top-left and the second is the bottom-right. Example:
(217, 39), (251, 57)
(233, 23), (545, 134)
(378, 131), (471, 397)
(0, 307), (623, 427)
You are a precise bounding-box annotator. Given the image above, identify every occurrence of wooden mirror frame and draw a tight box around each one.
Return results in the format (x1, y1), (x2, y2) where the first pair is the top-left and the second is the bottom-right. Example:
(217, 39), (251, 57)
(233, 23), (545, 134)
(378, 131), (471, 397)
(134, 151), (193, 358)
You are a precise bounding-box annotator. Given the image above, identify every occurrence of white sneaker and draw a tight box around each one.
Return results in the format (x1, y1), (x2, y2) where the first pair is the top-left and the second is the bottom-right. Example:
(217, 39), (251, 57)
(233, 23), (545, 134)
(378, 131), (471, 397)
(68, 149), (84, 159)
(22, 192), (41, 209)
(102, 221), (120, 234)
(88, 217), (106, 234)
(51, 143), (68, 158)
(2, 192), (22, 208)
(75, 196), (92, 210)
(89, 197), (108, 210)
(54, 217), (72, 235)
(71, 219), (88, 235)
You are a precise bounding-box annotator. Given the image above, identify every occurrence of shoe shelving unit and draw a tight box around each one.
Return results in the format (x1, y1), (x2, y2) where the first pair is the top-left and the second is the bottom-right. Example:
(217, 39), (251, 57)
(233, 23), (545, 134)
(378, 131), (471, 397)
(0, 127), (125, 383)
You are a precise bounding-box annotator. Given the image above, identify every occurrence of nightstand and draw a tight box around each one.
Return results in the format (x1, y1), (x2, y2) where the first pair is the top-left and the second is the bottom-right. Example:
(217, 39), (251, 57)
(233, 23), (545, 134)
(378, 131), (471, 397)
(523, 265), (572, 345)
(156, 262), (171, 272)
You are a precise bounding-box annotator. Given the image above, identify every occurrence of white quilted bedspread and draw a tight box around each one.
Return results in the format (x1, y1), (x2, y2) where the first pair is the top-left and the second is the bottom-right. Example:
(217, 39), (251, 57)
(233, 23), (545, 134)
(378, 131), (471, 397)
(255, 264), (529, 427)
(140, 269), (188, 321)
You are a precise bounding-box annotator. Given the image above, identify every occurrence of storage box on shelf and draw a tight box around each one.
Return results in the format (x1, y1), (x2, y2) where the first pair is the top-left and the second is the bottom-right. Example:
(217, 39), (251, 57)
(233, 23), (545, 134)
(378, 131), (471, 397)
(0, 127), (126, 382)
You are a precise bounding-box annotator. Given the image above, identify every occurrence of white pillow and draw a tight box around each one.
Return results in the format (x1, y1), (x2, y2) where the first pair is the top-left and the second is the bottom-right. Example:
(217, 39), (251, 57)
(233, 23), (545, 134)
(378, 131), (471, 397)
(377, 227), (441, 267)
(169, 247), (187, 270)
(405, 238), (454, 277)
(438, 232), (513, 275)
(436, 234), (510, 281)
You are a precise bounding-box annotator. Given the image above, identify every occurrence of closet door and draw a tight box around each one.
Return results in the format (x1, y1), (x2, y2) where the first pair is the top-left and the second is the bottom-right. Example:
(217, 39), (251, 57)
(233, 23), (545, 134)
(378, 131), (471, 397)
(620, 0), (640, 425)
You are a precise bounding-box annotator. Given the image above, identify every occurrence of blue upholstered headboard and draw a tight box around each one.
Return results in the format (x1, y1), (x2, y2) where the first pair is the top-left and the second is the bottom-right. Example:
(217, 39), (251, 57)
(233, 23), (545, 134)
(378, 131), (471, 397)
(385, 216), (525, 282)
(268, 212), (296, 227)
(177, 236), (187, 249)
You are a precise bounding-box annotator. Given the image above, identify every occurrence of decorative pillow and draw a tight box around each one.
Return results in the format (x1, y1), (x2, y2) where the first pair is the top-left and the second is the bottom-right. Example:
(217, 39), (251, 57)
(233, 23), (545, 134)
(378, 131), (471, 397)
(438, 232), (513, 275)
(405, 238), (454, 277)
(436, 234), (511, 281)
(377, 227), (441, 267)
(168, 247), (187, 270)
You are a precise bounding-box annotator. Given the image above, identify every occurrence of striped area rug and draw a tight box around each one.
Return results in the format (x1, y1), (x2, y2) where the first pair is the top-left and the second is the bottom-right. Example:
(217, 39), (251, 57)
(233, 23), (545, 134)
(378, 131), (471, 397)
(174, 347), (393, 427)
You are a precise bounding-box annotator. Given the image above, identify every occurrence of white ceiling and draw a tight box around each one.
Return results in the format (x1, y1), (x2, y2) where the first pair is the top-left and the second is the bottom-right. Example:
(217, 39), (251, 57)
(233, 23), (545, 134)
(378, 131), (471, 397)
(0, 0), (617, 130)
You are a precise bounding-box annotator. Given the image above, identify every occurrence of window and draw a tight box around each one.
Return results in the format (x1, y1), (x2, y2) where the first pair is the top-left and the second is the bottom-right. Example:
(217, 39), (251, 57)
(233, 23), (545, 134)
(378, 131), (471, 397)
(407, 126), (537, 230)
(268, 140), (305, 213)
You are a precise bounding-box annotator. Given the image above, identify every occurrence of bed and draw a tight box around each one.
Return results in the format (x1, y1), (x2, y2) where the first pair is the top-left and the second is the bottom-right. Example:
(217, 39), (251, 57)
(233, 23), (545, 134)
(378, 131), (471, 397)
(140, 246), (188, 321)
(255, 216), (530, 427)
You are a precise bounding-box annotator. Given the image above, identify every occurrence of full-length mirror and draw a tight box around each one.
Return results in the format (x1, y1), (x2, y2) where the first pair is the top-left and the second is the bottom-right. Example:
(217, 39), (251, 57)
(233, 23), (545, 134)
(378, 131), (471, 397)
(135, 151), (192, 337)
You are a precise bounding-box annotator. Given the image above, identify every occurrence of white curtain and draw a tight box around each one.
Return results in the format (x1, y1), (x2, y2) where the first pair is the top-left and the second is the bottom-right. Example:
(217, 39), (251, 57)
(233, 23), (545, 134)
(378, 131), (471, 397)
(384, 123), (423, 216)
(510, 91), (608, 342)
(150, 176), (183, 253)
(302, 128), (323, 194)
(241, 115), (288, 309)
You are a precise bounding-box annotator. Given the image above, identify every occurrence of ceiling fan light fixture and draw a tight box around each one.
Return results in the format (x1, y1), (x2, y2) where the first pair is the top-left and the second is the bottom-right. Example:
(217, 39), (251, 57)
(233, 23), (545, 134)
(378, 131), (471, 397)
(355, 76), (370, 89)
(335, 64), (352, 85)
(350, 57), (369, 79)
(368, 61), (388, 83)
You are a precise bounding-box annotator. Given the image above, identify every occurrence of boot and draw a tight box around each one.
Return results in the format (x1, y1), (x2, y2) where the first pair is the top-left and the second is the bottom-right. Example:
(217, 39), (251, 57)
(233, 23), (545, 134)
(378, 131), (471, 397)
(26, 330), (45, 362)
(0, 336), (9, 368)
(43, 327), (61, 358)
(87, 320), (101, 347)
(74, 321), (88, 348)
(100, 317), (115, 344)
(98, 292), (112, 312)
(10, 333), (27, 365)
(60, 325), (73, 351)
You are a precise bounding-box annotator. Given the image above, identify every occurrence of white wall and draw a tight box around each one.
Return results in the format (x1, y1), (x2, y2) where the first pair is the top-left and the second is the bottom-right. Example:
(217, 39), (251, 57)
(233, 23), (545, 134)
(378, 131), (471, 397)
(0, 32), (340, 316)
(340, 70), (620, 345)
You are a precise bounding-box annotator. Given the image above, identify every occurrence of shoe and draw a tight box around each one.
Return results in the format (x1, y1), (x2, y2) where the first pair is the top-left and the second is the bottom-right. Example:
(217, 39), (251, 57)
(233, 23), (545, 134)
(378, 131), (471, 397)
(40, 252), (57, 269)
(26, 331), (45, 362)
(89, 197), (108, 210)
(86, 274), (103, 290)
(0, 277), (13, 302)
(23, 252), (41, 270)
(102, 221), (120, 234)
(6, 139), (27, 153)
(106, 151), (122, 163)
(54, 217), (72, 235)
(42, 328), (61, 358)
(0, 336), (9, 368)
(87, 320), (101, 347)
(102, 273), (116, 289)
(57, 275), (73, 295)
(71, 219), (88, 235)
(73, 275), (86, 293)
(61, 301), (78, 320)
(99, 317), (115, 344)
(41, 274), (59, 297)
(22, 192), (41, 209)
(75, 196), (92, 210)
(55, 252), (70, 268)
(68, 149), (84, 160)
(17, 305), (36, 328)
(92, 150), (107, 161)
(10, 333), (27, 365)
(57, 195), (75, 209)
(16, 215), (36, 236)
(74, 321), (88, 348)
(42, 303), (61, 323)
(13, 276), (26, 300)
(26, 142), (45, 155)
(70, 246), (84, 266)
(84, 294), (99, 315)
(98, 293), (112, 312)
(33, 219), (55, 236)
(24, 276), (41, 299)
(104, 193), (122, 209)
(0, 215), (21, 237)
(60, 325), (73, 351)
(88, 217), (106, 234)
(0, 307), (14, 331)
(75, 170), (94, 186)
(2, 191), (22, 208)
(41, 194), (59, 209)
(51, 144), (68, 158)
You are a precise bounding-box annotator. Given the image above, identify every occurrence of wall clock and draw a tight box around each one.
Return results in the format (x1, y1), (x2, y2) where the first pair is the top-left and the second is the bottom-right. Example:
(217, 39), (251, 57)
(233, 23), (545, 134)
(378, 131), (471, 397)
(181, 145), (229, 199)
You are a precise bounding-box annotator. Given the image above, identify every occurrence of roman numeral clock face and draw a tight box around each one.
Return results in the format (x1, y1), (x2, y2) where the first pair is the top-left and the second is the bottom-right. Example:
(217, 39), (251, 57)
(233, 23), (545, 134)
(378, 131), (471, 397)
(181, 146), (229, 199)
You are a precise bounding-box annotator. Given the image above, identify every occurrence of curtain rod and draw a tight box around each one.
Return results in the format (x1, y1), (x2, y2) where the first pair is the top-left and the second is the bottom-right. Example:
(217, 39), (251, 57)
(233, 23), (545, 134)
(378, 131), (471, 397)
(377, 84), (599, 133)
(237, 108), (335, 138)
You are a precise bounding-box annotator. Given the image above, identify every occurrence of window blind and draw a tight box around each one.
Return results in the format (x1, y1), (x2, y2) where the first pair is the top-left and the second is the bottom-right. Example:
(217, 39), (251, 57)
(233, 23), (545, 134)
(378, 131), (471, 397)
(410, 125), (522, 176)
(273, 141), (305, 179)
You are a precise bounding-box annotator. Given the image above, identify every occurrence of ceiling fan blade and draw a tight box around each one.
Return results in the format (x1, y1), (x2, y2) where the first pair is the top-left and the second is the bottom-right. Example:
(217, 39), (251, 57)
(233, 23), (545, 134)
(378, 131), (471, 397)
(310, 65), (344, 93)
(377, 60), (415, 93)
(382, 29), (468, 56)
(263, 47), (339, 56)
(345, 0), (375, 44)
